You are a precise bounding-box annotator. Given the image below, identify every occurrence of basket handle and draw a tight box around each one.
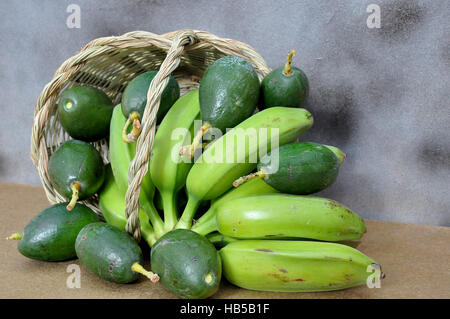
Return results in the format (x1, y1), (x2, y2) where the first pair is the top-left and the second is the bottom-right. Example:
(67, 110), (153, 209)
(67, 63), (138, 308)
(124, 30), (197, 241)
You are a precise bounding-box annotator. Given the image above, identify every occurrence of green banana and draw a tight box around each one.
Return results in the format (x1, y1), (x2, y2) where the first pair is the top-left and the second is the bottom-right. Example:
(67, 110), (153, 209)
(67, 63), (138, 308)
(192, 178), (279, 236)
(99, 165), (157, 246)
(177, 107), (314, 229)
(150, 90), (200, 231)
(220, 240), (383, 292)
(109, 105), (164, 237)
(215, 194), (365, 241)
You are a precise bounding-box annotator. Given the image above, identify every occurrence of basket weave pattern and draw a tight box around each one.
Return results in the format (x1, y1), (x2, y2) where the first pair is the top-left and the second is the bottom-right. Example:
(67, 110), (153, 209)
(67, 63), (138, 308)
(31, 29), (270, 240)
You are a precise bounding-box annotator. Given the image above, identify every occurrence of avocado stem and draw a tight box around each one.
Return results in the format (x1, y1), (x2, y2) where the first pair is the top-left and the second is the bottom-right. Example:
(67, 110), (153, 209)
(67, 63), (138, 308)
(6, 232), (23, 240)
(122, 112), (141, 143)
(66, 181), (81, 211)
(131, 262), (160, 282)
(233, 170), (266, 187)
(180, 123), (211, 158)
(283, 49), (297, 76)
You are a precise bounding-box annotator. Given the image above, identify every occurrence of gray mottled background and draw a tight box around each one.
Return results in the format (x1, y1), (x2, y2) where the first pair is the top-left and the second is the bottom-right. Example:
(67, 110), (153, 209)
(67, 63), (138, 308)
(0, 0), (448, 226)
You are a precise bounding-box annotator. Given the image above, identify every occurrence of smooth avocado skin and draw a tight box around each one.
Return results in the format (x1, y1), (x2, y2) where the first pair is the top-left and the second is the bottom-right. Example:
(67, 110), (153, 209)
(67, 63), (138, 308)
(199, 56), (260, 132)
(151, 229), (222, 299)
(58, 86), (114, 142)
(48, 140), (105, 200)
(75, 223), (144, 283)
(17, 203), (99, 261)
(259, 142), (339, 195)
(121, 71), (180, 124)
(260, 66), (309, 109)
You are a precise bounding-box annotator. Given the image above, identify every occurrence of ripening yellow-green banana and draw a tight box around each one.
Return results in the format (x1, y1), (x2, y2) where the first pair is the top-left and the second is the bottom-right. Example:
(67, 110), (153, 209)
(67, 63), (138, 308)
(191, 178), (279, 236)
(215, 194), (365, 241)
(109, 105), (164, 237)
(177, 107), (314, 229)
(220, 240), (383, 292)
(99, 165), (157, 246)
(150, 90), (200, 231)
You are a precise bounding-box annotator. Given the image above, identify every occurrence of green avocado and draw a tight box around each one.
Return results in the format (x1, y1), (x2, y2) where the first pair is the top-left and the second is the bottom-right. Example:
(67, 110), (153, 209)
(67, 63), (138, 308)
(151, 229), (222, 299)
(75, 222), (144, 283)
(58, 86), (114, 142)
(48, 140), (105, 202)
(260, 66), (309, 109)
(258, 142), (340, 194)
(199, 56), (260, 132)
(121, 71), (180, 124)
(15, 203), (99, 261)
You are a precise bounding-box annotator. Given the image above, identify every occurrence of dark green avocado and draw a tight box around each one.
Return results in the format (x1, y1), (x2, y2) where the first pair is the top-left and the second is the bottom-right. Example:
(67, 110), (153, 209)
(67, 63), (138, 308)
(260, 51), (309, 109)
(199, 56), (260, 132)
(259, 142), (340, 194)
(58, 86), (114, 142)
(151, 229), (222, 299)
(48, 140), (105, 203)
(121, 71), (180, 124)
(75, 222), (144, 283)
(15, 203), (99, 261)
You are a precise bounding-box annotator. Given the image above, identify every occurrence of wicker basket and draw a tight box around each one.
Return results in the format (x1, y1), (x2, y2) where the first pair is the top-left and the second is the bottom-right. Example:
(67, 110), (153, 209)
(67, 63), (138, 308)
(31, 29), (270, 240)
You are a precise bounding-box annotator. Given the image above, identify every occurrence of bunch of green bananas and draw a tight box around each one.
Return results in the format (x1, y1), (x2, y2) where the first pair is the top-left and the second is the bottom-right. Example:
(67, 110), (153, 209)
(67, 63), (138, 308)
(100, 88), (383, 293)
(194, 192), (382, 292)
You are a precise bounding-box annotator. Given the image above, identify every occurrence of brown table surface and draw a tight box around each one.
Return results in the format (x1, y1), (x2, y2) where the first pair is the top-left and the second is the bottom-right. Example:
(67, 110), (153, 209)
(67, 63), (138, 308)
(1, 181), (449, 299)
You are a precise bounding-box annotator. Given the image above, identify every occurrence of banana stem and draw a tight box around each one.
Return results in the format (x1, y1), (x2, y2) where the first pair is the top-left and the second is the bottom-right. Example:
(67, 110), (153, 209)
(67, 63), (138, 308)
(122, 112), (141, 143)
(141, 201), (165, 239)
(140, 218), (158, 247)
(191, 204), (219, 236)
(161, 191), (178, 232)
(206, 232), (238, 248)
(66, 181), (81, 211)
(6, 232), (23, 240)
(180, 123), (211, 158)
(233, 170), (266, 187)
(283, 49), (296, 76)
(176, 196), (201, 229)
(191, 214), (217, 236)
(145, 234), (158, 247)
(131, 263), (159, 282)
